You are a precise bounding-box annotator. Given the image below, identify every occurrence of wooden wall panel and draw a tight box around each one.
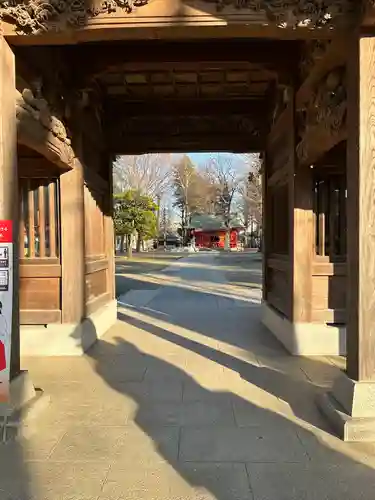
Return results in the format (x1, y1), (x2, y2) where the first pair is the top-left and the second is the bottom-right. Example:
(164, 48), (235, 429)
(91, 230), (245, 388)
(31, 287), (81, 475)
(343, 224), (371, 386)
(86, 269), (107, 302)
(267, 268), (290, 317)
(20, 277), (60, 310)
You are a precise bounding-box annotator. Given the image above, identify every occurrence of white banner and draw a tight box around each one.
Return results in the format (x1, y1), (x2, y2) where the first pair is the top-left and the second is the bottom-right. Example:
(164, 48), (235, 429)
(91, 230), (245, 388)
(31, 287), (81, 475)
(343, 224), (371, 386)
(0, 221), (12, 402)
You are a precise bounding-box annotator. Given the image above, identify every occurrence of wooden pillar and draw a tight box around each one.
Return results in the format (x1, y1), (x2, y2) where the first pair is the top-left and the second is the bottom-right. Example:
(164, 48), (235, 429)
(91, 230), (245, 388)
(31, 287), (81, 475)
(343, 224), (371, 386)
(104, 155), (115, 300)
(288, 92), (314, 323)
(60, 158), (85, 323)
(318, 34), (375, 441)
(0, 38), (20, 379)
(346, 34), (375, 382)
(290, 167), (314, 322)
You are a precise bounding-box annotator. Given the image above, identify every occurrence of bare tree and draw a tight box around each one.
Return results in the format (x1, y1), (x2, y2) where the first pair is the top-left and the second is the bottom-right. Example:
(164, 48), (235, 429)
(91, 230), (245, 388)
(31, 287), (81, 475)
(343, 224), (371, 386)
(113, 154), (172, 199)
(204, 154), (238, 219)
(202, 153), (243, 250)
(172, 155), (213, 240)
(236, 153), (263, 228)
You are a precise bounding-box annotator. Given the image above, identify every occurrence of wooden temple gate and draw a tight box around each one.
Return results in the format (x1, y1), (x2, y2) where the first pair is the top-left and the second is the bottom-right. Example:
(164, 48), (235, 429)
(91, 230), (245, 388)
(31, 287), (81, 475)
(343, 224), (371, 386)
(1, 0), (375, 440)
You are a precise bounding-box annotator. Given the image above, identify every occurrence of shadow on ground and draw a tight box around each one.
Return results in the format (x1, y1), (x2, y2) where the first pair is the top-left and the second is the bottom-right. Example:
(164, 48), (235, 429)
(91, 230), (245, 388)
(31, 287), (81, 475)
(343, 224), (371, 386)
(86, 331), (375, 500)
(5, 253), (374, 500)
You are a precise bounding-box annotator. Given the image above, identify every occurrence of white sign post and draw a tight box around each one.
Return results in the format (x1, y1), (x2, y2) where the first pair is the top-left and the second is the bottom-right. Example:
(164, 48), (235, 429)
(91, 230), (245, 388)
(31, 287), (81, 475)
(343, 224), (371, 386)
(0, 221), (13, 403)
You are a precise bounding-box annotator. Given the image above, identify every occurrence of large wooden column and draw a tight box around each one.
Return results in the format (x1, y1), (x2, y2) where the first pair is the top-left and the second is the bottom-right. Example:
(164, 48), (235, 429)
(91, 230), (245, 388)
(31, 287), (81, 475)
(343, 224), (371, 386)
(0, 37), (20, 379)
(60, 157), (85, 323)
(319, 34), (375, 441)
(346, 34), (375, 383)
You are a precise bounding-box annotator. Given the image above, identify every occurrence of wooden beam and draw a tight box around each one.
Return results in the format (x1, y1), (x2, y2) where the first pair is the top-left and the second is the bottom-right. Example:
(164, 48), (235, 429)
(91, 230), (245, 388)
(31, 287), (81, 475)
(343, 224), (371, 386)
(20, 309), (61, 325)
(67, 39), (298, 82)
(111, 136), (264, 155)
(0, 37), (20, 379)
(104, 98), (266, 117)
(3, 20), (346, 47)
(19, 263), (61, 278)
(18, 156), (67, 177)
(346, 34), (375, 381)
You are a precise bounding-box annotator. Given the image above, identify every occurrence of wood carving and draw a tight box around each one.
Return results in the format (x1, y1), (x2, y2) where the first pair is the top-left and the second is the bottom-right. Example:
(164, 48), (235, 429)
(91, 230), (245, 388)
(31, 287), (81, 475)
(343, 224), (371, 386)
(0, 0), (148, 33)
(0, 0), (354, 34)
(300, 40), (332, 79)
(16, 87), (75, 167)
(217, 0), (353, 27)
(296, 67), (347, 164)
(16, 87), (71, 143)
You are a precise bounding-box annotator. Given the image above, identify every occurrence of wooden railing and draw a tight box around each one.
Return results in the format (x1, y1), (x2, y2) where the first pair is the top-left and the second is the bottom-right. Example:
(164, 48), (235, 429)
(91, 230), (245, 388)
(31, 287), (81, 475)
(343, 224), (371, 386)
(20, 178), (59, 259)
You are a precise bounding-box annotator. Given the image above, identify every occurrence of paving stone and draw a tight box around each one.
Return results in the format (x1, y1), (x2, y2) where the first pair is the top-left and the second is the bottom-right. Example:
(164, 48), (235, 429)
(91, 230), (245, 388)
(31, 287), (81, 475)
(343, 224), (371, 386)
(135, 400), (235, 426)
(22, 356), (99, 385)
(40, 398), (138, 427)
(101, 462), (253, 500)
(247, 463), (375, 500)
(182, 382), (234, 404)
(50, 425), (130, 461)
(111, 425), (180, 465)
(0, 461), (109, 500)
(232, 397), (294, 427)
(91, 354), (148, 383)
(115, 379), (183, 402)
(180, 426), (309, 463)
(15, 253), (375, 500)
(295, 425), (375, 467)
(0, 427), (66, 462)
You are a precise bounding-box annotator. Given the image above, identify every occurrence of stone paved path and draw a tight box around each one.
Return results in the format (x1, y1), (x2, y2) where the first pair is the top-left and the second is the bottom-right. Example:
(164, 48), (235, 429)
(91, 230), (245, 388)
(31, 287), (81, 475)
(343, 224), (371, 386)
(2, 253), (375, 499)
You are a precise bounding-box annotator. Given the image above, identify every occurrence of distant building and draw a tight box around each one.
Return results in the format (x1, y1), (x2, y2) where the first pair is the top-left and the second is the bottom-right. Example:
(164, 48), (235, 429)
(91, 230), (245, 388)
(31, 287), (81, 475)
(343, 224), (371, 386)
(188, 214), (244, 250)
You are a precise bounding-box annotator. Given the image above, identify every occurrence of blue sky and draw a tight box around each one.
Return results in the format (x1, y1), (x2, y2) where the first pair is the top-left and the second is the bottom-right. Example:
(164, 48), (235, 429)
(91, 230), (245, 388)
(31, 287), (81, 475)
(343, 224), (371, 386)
(188, 152), (215, 164)
(177, 152), (247, 172)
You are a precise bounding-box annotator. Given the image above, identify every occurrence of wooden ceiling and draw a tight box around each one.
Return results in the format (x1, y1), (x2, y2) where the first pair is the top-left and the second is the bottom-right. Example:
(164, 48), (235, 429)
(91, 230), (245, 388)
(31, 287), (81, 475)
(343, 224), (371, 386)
(84, 39), (298, 153)
(98, 62), (273, 101)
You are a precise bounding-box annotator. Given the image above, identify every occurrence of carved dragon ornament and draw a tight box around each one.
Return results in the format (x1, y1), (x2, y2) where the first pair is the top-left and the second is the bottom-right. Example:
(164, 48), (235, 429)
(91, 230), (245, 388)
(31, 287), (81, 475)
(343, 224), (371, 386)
(296, 67), (347, 163)
(0, 0), (354, 35)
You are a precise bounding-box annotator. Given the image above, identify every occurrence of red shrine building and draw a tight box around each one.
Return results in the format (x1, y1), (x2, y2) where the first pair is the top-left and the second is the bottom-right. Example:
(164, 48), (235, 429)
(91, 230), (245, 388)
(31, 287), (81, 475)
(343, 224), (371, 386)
(189, 215), (244, 249)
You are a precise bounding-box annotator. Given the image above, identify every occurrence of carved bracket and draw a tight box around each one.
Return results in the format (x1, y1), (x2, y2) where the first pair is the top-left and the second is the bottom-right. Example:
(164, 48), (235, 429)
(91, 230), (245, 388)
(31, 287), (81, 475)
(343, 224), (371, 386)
(296, 67), (347, 164)
(16, 87), (75, 167)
